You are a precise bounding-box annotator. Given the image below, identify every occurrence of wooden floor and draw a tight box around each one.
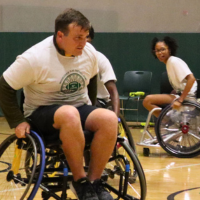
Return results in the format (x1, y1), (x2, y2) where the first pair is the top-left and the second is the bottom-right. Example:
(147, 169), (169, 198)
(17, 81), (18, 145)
(0, 117), (200, 200)
(134, 126), (200, 200)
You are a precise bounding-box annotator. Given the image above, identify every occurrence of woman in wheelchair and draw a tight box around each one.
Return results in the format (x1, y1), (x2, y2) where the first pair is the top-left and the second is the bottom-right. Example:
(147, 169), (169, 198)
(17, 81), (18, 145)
(0, 8), (119, 200)
(140, 36), (200, 158)
(143, 36), (197, 117)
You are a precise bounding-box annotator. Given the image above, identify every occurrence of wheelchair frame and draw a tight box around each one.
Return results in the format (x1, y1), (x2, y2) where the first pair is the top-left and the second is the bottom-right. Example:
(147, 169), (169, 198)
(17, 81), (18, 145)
(137, 107), (162, 156)
(0, 128), (147, 200)
(137, 100), (200, 158)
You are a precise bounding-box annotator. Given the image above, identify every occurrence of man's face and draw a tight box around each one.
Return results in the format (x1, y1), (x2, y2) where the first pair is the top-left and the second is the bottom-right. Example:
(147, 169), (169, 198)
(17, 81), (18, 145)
(58, 23), (89, 56)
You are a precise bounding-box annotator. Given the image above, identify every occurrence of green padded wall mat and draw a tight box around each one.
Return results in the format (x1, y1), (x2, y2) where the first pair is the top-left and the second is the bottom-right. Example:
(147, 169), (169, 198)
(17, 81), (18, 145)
(0, 32), (200, 122)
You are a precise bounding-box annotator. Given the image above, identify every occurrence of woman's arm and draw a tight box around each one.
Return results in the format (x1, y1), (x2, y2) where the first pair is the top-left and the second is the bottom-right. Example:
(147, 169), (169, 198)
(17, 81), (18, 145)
(172, 74), (196, 109)
(178, 74), (196, 102)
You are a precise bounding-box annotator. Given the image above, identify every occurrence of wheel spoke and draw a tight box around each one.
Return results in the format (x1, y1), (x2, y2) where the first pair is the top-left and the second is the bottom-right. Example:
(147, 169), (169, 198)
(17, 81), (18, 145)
(162, 131), (182, 143)
(188, 132), (200, 141)
(155, 102), (200, 157)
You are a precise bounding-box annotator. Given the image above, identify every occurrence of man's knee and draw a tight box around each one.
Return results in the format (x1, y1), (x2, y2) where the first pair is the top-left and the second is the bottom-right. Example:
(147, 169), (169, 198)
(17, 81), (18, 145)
(53, 105), (80, 129)
(97, 109), (117, 125)
(93, 109), (118, 137)
(104, 112), (118, 141)
(104, 109), (118, 123)
(86, 108), (118, 134)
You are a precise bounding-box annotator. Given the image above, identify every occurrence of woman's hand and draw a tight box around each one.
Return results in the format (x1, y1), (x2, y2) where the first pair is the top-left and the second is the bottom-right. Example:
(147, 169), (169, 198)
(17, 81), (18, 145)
(172, 99), (182, 110)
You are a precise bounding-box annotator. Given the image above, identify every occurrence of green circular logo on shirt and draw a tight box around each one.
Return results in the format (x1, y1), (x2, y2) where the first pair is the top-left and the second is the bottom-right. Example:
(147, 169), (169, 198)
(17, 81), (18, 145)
(61, 73), (85, 94)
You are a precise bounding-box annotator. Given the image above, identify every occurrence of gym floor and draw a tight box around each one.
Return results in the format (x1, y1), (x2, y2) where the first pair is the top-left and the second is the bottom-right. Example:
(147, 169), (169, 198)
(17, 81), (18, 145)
(0, 117), (200, 200)
(132, 125), (200, 200)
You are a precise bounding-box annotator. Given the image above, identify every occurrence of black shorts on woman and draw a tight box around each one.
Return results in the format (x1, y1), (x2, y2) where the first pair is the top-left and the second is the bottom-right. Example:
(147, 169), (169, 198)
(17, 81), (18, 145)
(28, 104), (97, 141)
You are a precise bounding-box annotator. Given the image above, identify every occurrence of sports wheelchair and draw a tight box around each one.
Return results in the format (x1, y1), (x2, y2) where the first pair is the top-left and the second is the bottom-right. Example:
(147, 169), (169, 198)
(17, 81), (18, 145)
(138, 77), (200, 158)
(96, 98), (138, 183)
(0, 117), (146, 199)
(138, 98), (200, 158)
(95, 98), (136, 153)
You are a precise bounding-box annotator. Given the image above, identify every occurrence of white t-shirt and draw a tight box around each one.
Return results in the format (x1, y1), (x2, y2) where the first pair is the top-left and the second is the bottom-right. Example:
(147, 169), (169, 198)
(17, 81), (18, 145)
(3, 36), (98, 117)
(97, 51), (117, 102)
(166, 56), (197, 96)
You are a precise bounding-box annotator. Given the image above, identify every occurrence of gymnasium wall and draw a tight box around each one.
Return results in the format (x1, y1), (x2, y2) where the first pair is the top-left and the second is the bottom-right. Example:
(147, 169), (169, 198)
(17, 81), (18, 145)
(0, 1), (200, 32)
(0, 1), (200, 121)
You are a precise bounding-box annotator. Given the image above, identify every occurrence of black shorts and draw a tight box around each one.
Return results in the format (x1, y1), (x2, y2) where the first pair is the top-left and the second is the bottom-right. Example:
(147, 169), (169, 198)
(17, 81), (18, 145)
(28, 104), (97, 141)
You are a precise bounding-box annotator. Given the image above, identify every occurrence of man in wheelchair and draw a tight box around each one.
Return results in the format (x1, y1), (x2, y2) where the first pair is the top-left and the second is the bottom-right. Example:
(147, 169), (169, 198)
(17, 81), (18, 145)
(0, 8), (118, 200)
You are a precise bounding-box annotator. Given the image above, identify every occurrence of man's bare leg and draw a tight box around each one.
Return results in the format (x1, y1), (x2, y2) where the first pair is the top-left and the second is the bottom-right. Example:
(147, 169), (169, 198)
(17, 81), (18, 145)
(85, 108), (118, 181)
(53, 105), (86, 181)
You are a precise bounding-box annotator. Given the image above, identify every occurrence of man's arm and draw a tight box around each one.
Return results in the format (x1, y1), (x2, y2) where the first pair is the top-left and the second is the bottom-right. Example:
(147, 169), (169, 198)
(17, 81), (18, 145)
(0, 76), (26, 128)
(105, 80), (120, 116)
(0, 76), (30, 138)
(87, 75), (97, 106)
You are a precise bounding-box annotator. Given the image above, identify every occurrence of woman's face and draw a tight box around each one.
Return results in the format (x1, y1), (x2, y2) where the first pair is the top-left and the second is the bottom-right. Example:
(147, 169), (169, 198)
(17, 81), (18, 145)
(154, 41), (171, 64)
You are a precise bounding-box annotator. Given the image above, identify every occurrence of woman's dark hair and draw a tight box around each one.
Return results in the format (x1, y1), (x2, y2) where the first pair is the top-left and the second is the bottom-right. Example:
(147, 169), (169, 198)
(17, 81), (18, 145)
(55, 8), (91, 35)
(151, 36), (178, 58)
(88, 26), (95, 40)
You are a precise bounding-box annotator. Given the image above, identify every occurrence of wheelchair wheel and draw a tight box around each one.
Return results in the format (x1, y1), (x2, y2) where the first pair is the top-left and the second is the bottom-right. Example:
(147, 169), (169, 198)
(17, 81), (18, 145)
(119, 113), (136, 152)
(0, 131), (45, 200)
(155, 101), (200, 158)
(118, 113), (138, 183)
(105, 137), (147, 200)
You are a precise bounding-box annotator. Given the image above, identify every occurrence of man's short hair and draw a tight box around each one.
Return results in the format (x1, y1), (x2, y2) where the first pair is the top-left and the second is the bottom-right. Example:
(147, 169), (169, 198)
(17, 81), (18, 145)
(55, 8), (91, 35)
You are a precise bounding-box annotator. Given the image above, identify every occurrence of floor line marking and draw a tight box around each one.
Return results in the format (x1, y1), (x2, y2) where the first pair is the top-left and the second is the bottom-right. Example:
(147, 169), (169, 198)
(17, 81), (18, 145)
(144, 163), (200, 172)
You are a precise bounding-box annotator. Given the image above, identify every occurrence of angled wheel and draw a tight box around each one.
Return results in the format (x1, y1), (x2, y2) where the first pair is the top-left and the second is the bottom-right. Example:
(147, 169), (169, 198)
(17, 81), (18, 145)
(118, 113), (138, 183)
(105, 137), (147, 200)
(155, 101), (200, 158)
(119, 113), (136, 152)
(0, 130), (45, 200)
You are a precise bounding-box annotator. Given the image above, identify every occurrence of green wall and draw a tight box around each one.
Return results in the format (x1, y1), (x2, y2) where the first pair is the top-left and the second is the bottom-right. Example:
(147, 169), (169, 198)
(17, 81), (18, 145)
(93, 33), (200, 121)
(0, 33), (200, 121)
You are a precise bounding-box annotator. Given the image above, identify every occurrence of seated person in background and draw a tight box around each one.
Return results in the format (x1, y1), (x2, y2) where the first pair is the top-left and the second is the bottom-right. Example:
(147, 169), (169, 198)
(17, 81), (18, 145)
(0, 8), (118, 200)
(87, 26), (120, 117)
(143, 36), (197, 118)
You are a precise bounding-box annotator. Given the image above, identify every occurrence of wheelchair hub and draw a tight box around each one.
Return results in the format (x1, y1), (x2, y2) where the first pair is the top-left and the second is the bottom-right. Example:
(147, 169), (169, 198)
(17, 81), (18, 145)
(6, 171), (14, 182)
(181, 124), (189, 134)
(6, 171), (26, 186)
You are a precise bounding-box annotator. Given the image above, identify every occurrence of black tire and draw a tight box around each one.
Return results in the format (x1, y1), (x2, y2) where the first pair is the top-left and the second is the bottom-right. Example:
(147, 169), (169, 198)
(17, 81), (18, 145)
(119, 113), (136, 152)
(155, 101), (200, 158)
(118, 113), (138, 183)
(0, 131), (45, 200)
(105, 137), (147, 200)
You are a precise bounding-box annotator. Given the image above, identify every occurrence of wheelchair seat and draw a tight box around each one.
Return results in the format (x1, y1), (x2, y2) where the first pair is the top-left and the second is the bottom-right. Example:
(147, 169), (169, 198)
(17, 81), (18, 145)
(44, 130), (94, 151)
(27, 117), (95, 150)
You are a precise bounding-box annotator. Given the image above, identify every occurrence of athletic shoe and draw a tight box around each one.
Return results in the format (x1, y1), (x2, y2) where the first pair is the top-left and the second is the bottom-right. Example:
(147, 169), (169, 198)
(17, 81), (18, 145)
(71, 177), (98, 200)
(92, 179), (114, 200)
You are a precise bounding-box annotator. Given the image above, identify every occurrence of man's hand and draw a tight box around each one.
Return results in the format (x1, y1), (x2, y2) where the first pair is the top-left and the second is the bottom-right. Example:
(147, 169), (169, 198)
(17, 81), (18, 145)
(15, 122), (30, 138)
